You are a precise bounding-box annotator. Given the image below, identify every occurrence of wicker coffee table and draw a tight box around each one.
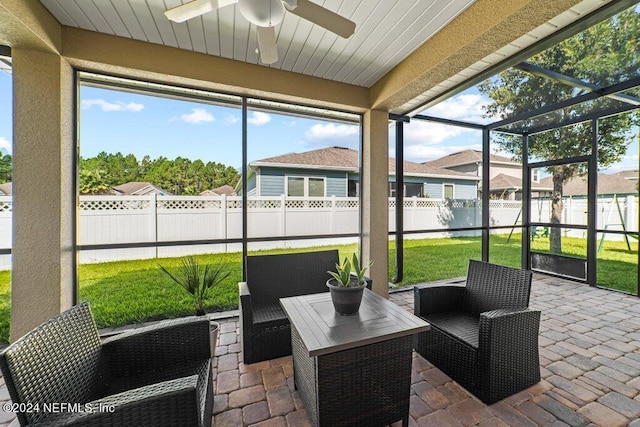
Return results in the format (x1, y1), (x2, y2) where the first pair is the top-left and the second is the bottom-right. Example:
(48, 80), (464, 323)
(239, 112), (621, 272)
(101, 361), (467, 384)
(280, 289), (429, 427)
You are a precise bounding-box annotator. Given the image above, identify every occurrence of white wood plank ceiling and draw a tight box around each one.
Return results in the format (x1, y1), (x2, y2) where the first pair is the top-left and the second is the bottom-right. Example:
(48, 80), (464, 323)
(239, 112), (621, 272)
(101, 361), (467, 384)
(39, 0), (477, 88)
(38, 0), (614, 114)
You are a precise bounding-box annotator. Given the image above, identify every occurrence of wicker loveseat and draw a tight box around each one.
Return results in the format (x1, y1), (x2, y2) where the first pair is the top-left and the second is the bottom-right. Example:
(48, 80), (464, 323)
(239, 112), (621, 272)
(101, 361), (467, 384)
(0, 302), (213, 426)
(240, 250), (373, 364)
(414, 260), (540, 404)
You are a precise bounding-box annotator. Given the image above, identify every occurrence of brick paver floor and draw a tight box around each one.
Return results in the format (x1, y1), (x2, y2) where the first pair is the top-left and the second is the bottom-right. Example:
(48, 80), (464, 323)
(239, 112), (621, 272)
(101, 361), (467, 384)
(2, 274), (640, 426)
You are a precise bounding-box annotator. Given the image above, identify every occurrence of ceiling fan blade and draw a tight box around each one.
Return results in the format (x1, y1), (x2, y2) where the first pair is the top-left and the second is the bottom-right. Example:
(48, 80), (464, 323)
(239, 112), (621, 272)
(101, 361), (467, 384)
(286, 0), (355, 38)
(257, 26), (278, 65)
(165, 0), (238, 23)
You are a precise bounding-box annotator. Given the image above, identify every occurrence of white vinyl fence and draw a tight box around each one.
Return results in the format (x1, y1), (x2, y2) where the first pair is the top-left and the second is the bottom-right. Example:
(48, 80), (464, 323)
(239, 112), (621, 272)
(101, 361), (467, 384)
(0, 194), (636, 269)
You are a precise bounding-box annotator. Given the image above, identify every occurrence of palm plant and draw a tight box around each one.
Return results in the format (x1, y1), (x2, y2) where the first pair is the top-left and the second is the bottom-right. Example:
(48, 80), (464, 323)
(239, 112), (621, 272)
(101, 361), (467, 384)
(158, 256), (230, 315)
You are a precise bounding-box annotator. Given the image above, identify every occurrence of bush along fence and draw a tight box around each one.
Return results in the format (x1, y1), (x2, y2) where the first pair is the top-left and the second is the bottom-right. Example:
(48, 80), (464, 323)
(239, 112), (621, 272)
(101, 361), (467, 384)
(0, 194), (636, 268)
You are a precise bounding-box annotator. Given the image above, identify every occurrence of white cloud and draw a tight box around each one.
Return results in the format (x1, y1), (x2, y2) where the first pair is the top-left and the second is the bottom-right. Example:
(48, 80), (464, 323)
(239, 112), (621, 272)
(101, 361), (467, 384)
(247, 111), (271, 126)
(179, 108), (215, 124)
(404, 120), (471, 147)
(305, 123), (359, 143)
(282, 120), (296, 127)
(81, 98), (144, 112)
(0, 137), (11, 154)
(425, 93), (491, 123)
(606, 154), (639, 173)
(224, 114), (240, 124)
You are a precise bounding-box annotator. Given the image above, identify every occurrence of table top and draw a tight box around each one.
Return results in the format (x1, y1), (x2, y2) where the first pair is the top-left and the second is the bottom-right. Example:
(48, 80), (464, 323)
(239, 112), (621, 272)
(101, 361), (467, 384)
(280, 289), (430, 357)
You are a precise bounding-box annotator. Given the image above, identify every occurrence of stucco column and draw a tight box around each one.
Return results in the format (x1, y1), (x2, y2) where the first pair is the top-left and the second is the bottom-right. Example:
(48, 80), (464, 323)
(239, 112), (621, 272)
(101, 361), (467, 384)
(362, 109), (389, 297)
(11, 49), (74, 341)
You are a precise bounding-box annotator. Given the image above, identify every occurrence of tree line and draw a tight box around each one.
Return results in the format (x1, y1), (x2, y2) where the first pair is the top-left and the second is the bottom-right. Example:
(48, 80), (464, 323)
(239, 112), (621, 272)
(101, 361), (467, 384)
(80, 152), (239, 195)
(0, 154), (10, 183)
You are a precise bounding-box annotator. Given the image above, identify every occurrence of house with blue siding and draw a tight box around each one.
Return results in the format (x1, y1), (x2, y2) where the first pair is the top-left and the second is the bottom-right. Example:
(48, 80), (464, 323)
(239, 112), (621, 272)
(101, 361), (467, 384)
(240, 147), (480, 199)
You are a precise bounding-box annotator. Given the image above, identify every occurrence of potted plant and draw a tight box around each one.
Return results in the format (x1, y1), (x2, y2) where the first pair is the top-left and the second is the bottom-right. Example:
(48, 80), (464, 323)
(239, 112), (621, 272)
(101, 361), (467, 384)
(158, 256), (230, 357)
(326, 254), (373, 315)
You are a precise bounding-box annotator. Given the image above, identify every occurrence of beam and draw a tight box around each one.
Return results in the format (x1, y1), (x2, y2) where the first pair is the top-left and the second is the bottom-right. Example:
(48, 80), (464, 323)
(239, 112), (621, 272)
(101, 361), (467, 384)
(62, 28), (370, 113)
(0, 0), (61, 53)
(389, 0), (639, 115)
(489, 74), (640, 131)
(515, 62), (640, 106)
(370, 0), (587, 113)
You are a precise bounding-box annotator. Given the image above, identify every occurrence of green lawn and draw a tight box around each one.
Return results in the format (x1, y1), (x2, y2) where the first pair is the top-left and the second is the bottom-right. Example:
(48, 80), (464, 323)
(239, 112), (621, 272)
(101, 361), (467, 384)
(0, 234), (636, 343)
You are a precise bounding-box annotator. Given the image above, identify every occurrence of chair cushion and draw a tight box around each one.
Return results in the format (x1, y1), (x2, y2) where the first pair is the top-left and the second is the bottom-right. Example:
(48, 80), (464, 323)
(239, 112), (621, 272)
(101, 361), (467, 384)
(253, 303), (288, 325)
(422, 310), (480, 348)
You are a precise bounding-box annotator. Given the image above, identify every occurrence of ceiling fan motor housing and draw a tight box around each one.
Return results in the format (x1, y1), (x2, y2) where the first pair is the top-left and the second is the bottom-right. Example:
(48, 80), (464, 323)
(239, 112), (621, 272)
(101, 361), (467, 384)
(238, 0), (286, 27)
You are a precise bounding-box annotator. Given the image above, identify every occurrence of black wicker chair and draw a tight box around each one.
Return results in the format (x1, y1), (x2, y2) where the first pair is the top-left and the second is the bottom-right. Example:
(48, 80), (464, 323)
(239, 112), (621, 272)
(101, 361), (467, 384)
(240, 250), (371, 364)
(0, 302), (213, 426)
(414, 260), (540, 404)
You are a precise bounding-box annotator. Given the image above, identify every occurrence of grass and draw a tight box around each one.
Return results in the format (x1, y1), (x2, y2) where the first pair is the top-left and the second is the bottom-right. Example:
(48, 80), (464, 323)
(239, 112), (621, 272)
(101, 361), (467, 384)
(0, 234), (636, 343)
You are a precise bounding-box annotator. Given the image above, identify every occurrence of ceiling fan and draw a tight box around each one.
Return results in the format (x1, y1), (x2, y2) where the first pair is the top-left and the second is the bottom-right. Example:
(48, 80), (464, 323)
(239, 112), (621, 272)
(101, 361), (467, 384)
(164, 0), (356, 65)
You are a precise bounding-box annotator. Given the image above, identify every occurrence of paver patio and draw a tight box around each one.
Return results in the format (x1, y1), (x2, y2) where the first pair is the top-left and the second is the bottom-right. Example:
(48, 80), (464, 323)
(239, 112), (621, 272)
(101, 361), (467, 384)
(2, 274), (640, 426)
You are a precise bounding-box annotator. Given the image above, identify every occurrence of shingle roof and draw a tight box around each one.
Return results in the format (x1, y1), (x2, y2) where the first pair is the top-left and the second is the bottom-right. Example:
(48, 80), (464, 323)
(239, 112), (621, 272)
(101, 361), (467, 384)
(112, 181), (169, 195)
(487, 173), (551, 191)
(539, 173), (638, 196)
(422, 149), (516, 168)
(0, 182), (11, 196)
(201, 185), (236, 196)
(252, 147), (478, 179)
(615, 169), (639, 180)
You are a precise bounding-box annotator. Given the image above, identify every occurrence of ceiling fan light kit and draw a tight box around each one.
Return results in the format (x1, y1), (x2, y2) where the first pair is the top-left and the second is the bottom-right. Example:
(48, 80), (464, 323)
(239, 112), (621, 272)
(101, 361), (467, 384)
(165, 0), (356, 65)
(238, 0), (285, 26)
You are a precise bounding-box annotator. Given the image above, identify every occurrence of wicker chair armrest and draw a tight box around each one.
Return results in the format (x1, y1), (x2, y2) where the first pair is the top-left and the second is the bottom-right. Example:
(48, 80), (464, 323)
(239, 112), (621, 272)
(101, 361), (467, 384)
(239, 281), (253, 328)
(478, 308), (541, 350)
(102, 316), (210, 377)
(32, 376), (203, 427)
(414, 284), (466, 316)
(239, 281), (251, 298)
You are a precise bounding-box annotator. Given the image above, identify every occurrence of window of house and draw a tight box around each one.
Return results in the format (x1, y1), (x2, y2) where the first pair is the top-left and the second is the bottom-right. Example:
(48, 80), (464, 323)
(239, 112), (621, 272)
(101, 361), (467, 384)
(532, 169), (540, 183)
(348, 179), (359, 197)
(287, 177), (305, 196)
(390, 182), (425, 197)
(443, 184), (454, 199)
(308, 177), (325, 197)
(405, 183), (424, 197)
(287, 176), (325, 197)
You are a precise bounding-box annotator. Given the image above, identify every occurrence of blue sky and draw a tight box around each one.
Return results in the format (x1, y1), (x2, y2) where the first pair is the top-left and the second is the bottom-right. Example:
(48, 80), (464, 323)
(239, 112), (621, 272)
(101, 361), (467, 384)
(79, 85), (359, 169)
(0, 70), (637, 173)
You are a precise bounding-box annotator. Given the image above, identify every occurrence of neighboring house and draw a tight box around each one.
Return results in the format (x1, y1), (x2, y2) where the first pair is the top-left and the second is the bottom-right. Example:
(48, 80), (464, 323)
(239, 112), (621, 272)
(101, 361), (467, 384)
(538, 173), (638, 197)
(200, 185), (236, 196)
(0, 182), (11, 196)
(422, 149), (521, 180)
(422, 149), (549, 200)
(240, 146), (480, 200)
(111, 182), (170, 196)
(487, 173), (551, 200)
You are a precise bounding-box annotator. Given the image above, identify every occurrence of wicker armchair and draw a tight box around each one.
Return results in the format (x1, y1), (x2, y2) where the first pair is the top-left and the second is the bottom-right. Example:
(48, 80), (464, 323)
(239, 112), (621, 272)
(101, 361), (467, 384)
(0, 302), (213, 426)
(240, 250), (372, 364)
(414, 260), (540, 404)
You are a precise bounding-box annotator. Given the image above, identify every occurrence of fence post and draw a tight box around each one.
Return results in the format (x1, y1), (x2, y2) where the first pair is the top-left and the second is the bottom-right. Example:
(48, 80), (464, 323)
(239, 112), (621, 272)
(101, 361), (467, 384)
(150, 193), (158, 259)
(627, 195), (637, 232)
(220, 194), (227, 252)
(280, 195), (286, 237)
(330, 195), (336, 234)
